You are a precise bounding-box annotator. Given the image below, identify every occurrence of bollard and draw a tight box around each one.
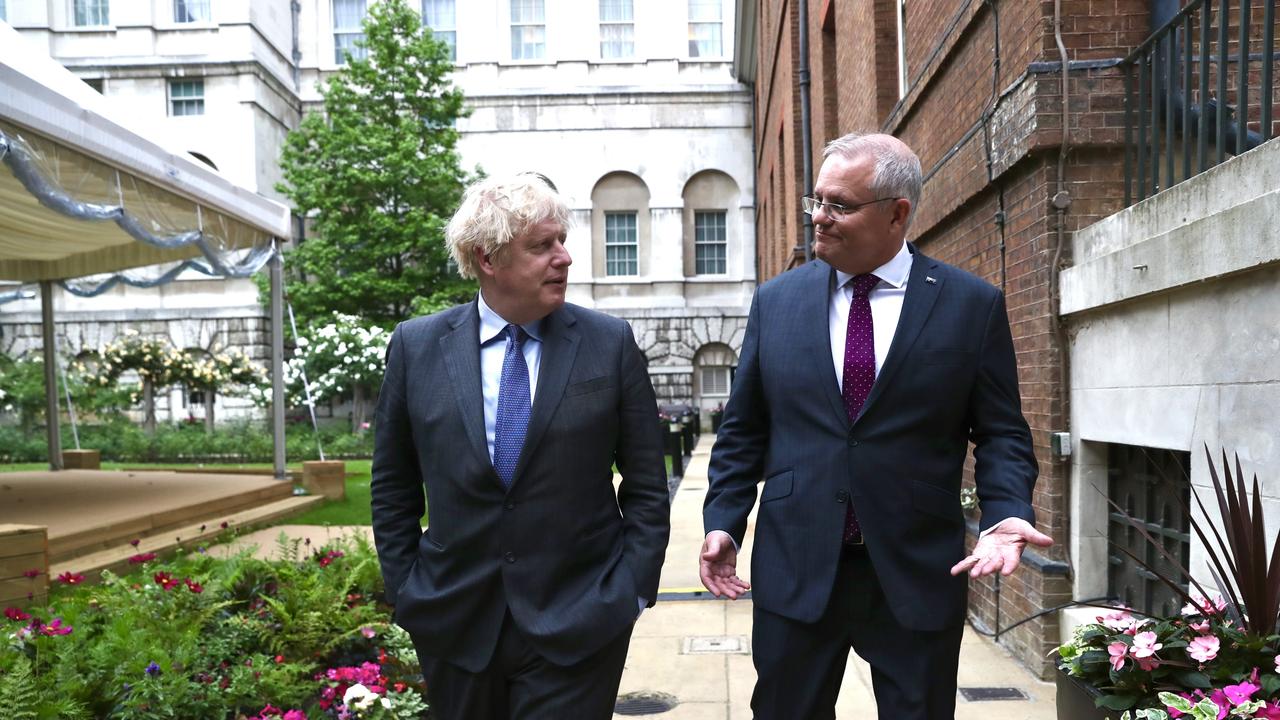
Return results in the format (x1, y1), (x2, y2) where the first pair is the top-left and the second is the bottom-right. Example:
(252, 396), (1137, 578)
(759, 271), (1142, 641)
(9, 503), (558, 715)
(665, 420), (683, 478)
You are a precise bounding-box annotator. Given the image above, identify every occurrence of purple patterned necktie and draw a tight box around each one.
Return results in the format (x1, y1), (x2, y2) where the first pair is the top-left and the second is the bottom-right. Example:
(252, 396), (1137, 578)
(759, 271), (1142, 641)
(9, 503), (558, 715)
(842, 273), (879, 544)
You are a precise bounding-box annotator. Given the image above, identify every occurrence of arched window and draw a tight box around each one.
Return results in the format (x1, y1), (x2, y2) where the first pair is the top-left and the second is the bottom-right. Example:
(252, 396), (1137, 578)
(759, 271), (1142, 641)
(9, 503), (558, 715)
(693, 342), (737, 403)
(681, 170), (740, 277)
(591, 172), (651, 278)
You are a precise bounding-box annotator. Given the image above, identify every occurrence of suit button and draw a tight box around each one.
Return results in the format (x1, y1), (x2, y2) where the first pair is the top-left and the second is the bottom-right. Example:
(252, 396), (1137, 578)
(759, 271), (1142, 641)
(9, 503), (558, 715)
(836, 490), (849, 504)
(504, 552), (516, 563)
(848, 438), (859, 447)
(504, 501), (516, 511)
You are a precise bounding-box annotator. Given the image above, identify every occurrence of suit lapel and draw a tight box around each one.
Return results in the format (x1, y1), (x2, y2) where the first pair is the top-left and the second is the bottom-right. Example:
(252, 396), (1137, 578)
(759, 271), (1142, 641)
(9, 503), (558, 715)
(857, 245), (943, 423)
(810, 262), (852, 430)
(509, 305), (580, 489)
(440, 301), (493, 478)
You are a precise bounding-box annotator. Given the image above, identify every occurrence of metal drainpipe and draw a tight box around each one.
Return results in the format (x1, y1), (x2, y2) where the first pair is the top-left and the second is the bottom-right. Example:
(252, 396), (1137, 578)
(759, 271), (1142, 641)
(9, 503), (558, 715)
(291, 0), (302, 92)
(797, 0), (814, 262)
(1051, 0), (1074, 575)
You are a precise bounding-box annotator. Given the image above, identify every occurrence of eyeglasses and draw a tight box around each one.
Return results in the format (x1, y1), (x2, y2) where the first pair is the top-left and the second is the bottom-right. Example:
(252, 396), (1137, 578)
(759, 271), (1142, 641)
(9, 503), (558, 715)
(801, 196), (901, 220)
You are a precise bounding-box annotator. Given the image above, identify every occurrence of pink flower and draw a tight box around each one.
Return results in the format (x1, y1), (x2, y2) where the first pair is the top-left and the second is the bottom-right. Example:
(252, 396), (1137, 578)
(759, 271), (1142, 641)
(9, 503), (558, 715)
(39, 618), (73, 636)
(22, 568), (40, 578)
(1098, 609), (1136, 632)
(153, 572), (180, 591)
(4, 607), (32, 622)
(56, 572), (85, 585)
(1187, 635), (1220, 663)
(283, 712), (307, 720)
(1130, 631), (1162, 658)
(1256, 701), (1280, 719)
(1108, 642), (1128, 671)
(1223, 680), (1260, 707)
(1182, 592), (1228, 617)
(360, 626), (376, 639)
(1135, 654), (1160, 671)
(1190, 619), (1211, 633)
(184, 578), (203, 594)
(1275, 654), (1280, 674)
(128, 553), (158, 564)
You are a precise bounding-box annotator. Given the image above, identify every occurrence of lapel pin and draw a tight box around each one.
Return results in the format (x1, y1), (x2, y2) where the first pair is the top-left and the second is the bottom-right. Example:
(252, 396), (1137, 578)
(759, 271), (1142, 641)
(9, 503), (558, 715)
(925, 276), (937, 284)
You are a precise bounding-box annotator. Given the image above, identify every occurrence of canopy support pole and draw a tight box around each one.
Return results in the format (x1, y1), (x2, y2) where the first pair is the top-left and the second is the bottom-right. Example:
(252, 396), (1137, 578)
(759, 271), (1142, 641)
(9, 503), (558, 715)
(270, 245), (286, 480)
(40, 280), (62, 470)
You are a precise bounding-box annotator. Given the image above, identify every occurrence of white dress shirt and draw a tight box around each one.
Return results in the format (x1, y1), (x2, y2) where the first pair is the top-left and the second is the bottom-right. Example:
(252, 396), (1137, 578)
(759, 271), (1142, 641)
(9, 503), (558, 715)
(829, 241), (913, 387)
(477, 292), (543, 463)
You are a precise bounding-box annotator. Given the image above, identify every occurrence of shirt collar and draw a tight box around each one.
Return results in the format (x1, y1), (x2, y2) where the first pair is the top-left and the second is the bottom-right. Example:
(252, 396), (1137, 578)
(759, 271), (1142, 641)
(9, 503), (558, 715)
(834, 241), (913, 292)
(477, 291), (543, 345)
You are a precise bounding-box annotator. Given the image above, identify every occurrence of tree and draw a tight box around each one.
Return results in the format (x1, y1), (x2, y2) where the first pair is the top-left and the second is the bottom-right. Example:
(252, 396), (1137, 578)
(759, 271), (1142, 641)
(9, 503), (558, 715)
(275, 0), (476, 329)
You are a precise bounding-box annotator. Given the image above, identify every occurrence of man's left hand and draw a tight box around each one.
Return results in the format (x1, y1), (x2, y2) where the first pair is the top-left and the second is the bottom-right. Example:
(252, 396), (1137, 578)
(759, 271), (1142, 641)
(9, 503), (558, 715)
(949, 518), (1053, 578)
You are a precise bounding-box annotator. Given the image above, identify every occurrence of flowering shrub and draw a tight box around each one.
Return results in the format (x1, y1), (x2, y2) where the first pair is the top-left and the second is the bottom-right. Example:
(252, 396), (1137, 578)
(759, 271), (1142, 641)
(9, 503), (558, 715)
(0, 536), (425, 718)
(1059, 594), (1280, 717)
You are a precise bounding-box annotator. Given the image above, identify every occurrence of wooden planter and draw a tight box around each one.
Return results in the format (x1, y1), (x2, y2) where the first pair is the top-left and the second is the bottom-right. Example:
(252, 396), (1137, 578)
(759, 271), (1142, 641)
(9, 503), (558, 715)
(1056, 671), (1117, 720)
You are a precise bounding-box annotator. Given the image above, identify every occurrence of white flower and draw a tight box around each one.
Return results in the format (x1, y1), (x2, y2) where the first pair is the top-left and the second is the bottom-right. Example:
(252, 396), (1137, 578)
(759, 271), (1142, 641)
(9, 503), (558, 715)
(344, 683), (377, 711)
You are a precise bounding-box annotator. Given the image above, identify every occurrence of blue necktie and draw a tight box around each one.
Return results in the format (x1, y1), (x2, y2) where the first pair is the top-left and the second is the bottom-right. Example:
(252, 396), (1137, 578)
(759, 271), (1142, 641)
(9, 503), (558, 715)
(493, 324), (530, 488)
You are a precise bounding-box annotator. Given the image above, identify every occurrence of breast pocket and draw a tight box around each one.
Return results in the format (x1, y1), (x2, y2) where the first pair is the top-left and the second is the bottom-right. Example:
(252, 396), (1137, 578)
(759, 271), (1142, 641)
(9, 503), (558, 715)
(564, 376), (615, 397)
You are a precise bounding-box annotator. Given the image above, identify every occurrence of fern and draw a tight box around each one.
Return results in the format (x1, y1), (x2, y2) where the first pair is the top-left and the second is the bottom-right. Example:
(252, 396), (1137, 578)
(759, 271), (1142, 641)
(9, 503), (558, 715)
(0, 656), (40, 720)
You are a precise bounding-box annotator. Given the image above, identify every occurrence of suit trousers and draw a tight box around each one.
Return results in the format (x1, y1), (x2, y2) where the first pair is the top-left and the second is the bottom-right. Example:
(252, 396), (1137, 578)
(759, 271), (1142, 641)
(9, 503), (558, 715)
(415, 610), (633, 720)
(751, 545), (964, 720)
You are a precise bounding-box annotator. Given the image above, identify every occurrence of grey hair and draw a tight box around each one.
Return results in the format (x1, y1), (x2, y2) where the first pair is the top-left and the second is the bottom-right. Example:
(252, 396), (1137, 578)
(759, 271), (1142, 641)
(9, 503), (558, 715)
(823, 132), (922, 227)
(446, 173), (572, 279)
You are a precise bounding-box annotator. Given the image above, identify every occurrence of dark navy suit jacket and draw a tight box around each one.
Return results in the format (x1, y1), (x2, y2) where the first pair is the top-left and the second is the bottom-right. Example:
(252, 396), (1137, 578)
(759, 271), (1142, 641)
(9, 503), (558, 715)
(703, 247), (1037, 631)
(372, 300), (670, 671)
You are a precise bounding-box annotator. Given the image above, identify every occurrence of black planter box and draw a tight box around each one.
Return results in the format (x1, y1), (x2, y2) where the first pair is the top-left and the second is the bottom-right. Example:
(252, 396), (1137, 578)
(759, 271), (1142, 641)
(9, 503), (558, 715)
(1056, 671), (1117, 720)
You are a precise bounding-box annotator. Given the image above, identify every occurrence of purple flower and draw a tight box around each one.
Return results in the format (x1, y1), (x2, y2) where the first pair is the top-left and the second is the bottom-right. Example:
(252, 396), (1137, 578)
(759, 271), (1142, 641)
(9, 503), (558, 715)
(145, 662), (161, 676)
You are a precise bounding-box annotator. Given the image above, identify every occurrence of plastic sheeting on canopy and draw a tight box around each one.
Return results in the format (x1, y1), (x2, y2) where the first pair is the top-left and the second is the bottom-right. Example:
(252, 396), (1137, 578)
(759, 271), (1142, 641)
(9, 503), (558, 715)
(0, 22), (289, 283)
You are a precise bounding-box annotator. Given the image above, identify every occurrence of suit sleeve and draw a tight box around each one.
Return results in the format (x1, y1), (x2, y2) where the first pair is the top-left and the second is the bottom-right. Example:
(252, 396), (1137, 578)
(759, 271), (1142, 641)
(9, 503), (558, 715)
(702, 291), (769, 547)
(370, 325), (426, 606)
(613, 322), (672, 606)
(967, 291), (1039, 532)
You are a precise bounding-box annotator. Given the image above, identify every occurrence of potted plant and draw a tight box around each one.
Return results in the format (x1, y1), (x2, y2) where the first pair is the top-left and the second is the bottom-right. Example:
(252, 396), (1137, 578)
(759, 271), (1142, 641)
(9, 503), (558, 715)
(1056, 448), (1280, 719)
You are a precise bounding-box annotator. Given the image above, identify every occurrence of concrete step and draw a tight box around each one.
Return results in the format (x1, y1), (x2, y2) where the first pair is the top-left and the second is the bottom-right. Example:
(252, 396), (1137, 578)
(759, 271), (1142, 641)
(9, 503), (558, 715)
(50, 495), (325, 581)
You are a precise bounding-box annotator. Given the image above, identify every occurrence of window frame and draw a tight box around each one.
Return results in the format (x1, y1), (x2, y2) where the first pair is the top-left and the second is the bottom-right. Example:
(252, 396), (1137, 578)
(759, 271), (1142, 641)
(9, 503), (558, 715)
(598, 0), (635, 60)
(422, 0), (457, 61)
(510, 0), (546, 62)
(72, 0), (111, 28)
(173, 0), (211, 24)
(168, 79), (205, 116)
(604, 211), (639, 277)
(687, 0), (723, 59)
(693, 210), (728, 275)
(333, 0), (369, 65)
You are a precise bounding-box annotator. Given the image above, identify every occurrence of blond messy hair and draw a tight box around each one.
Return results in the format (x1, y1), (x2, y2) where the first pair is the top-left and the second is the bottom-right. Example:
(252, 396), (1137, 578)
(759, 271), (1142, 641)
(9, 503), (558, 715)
(445, 174), (571, 279)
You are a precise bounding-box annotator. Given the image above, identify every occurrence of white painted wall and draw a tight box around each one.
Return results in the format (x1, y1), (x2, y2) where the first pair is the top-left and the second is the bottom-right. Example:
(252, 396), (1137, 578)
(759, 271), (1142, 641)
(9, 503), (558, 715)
(1059, 137), (1280, 604)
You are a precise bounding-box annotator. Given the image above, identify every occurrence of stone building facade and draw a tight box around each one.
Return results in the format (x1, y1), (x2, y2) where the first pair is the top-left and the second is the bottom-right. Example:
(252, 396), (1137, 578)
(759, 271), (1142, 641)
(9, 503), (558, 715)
(1, 0), (754, 425)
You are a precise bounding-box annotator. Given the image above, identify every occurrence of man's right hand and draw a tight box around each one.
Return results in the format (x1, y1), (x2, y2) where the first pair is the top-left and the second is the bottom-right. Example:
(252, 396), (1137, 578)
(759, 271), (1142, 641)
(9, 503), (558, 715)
(699, 530), (751, 599)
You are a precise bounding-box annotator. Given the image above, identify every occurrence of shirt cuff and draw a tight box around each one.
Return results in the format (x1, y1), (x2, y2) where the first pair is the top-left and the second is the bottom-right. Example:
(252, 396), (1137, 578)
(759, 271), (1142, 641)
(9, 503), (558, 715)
(706, 529), (739, 552)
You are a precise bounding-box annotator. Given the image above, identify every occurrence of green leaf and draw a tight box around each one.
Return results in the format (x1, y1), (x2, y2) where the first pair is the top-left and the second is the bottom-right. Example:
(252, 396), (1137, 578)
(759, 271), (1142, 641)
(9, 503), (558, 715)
(1171, 670), (1212, 689)
(1097, 693), (1141, 710)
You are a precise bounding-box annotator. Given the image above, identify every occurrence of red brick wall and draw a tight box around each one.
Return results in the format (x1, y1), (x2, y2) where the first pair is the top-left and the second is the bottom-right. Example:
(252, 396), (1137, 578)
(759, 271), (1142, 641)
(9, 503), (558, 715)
(748, 0), (1154, 676)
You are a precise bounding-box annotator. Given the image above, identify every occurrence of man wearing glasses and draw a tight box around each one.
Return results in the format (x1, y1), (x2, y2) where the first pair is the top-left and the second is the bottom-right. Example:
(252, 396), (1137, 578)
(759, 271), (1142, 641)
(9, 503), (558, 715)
(700, 132), (1052, 720)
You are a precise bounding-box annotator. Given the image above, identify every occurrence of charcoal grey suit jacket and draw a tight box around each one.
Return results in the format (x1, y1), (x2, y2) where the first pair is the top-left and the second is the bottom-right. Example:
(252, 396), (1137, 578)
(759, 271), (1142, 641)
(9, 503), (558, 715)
(372, 300), (670, 672)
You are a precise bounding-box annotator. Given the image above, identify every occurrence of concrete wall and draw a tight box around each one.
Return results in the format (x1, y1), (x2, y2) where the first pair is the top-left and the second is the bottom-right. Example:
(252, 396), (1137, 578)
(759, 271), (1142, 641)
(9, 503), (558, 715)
(1060, 137), (1280, 602)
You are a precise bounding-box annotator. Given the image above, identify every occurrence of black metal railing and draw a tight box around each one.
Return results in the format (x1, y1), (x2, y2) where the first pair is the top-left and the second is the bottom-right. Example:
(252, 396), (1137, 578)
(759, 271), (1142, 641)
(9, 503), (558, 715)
(1123, 0), (1278, 205)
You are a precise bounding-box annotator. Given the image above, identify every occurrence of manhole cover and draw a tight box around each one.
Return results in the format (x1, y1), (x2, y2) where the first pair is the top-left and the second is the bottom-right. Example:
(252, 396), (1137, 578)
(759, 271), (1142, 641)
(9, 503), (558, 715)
(682, 635), (751, 654)
(614, 691), (678, 715)
(958, 687), (1029, 702)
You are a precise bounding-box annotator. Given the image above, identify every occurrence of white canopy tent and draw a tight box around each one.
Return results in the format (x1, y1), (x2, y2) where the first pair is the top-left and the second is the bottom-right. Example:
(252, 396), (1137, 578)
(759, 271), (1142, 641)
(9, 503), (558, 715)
(0, 22), (292, 475)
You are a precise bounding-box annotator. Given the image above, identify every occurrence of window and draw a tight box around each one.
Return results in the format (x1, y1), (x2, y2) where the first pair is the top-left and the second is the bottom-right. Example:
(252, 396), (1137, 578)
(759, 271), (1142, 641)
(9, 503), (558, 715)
(174, 0), (210, 23)
(169, 79), (204, 116)
(687, 0), (722, 58)
(701, 366), (730, 396)
(599, 0), (634, 60)
(1107, 444), (1191, 617)
(896, 0), (908, 98)
(422, 0), (456, 61)
(694, 211), (727, 275)
(74, 0), (110, 27)
(510, 0), (545, 60)
(0, 0), (6, 22)
(604, 212), (638, 276)
(333, 0), (368, 65)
